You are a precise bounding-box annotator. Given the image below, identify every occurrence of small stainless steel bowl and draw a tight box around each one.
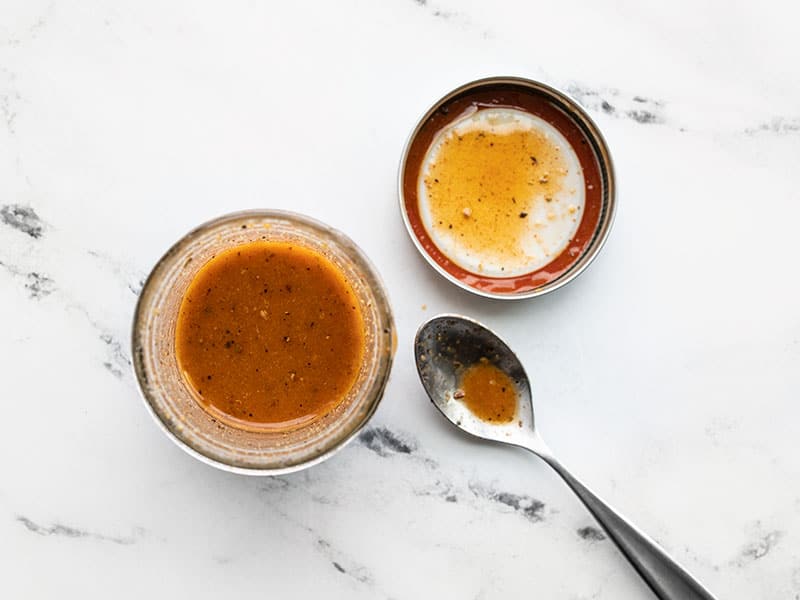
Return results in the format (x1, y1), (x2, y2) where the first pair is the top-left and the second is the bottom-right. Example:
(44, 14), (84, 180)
(398, 76), (616, 300)
(132, 210), (395, 475)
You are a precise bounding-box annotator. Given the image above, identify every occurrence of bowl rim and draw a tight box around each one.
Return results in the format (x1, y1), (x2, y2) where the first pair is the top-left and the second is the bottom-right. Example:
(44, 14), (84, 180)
(131, 209), (395, 476)
(397, 75), (617, 300)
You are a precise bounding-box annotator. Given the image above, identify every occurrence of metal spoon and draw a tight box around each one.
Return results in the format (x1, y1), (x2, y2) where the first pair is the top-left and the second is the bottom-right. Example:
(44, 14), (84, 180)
(414, 314), (717, 600)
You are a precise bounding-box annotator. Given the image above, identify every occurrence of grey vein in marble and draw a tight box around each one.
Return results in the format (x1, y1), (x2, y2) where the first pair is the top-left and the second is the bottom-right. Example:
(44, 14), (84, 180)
(1, 204), (44, 238)
(317, 538), (374, 585)
(257, 488), (383, 593)
(17, 263), (133, 380)
(358, 426), (417, 457)
(791, 567), (800, 598)
(62, 301), (134, 383)
(130, 277), (145, 297)
(260, 476), (291, 492)
(577, 526), (607, 542)
(0, 204), (135, 383)
(87, 249), (146, 297)
(745, 117), (800, 136)
(0, 66), (21, 135)
(0, 260), (55, 299)
(408, 0), (485, 34)
(361, 427), (551, 526)
(0, 91), (20, 134)
(566, 84), (666, 125)
(24, 271), (54, 299)
(469, 482), (547, 523)
(412, 476), (459, 503)
(16, 516), (144, 546)
(2, 2), (53, 48)
(734, 530), (783, 566)
(410, 0), (457, 20)
(100, 331), (132, 379)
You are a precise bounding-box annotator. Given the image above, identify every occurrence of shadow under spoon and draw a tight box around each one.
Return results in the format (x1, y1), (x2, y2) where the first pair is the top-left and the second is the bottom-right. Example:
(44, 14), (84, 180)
(414, 314), (717, 600)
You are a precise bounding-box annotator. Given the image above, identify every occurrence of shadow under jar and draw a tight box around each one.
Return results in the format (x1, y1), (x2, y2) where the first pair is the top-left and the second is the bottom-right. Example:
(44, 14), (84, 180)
(132, 210), (395, 475)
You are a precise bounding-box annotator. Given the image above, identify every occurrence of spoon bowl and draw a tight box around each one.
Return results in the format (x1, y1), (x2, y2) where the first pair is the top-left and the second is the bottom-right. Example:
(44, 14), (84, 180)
(414, 314), (717, 600)
(414, 314), (537, 449)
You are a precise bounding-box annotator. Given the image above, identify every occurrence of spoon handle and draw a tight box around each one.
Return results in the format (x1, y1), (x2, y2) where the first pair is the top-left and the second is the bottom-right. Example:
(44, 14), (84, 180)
(539, 453), (716, 600)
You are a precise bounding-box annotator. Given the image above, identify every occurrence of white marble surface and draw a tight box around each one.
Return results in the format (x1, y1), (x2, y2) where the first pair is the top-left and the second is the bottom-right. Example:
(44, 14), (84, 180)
(1, 1), (799, 597)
